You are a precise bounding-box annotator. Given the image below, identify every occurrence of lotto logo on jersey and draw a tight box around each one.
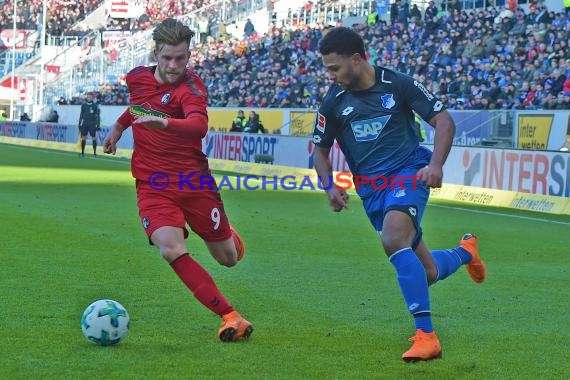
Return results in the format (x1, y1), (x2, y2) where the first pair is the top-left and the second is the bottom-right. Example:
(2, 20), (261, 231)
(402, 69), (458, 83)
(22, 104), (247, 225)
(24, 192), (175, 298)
(350, 116), (391, 142)
(316, 112), (326, 133)
(413, 80), (434, 101)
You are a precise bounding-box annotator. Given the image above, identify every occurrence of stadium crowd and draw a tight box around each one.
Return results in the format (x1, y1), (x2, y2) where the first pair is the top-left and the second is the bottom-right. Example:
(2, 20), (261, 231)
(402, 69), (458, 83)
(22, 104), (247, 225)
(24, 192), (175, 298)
(208, 1), (570, 110)
(71, 2), (570, 110)
(0, 0), (229, 37)
(104, 0), (223, 32)
(0, 0), (104, 38)
(4, 0), (568, 110)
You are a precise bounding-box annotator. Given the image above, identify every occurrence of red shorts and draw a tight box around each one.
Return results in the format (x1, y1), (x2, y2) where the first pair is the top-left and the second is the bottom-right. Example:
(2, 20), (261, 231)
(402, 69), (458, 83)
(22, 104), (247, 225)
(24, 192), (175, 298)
(136, 180), (231, 243)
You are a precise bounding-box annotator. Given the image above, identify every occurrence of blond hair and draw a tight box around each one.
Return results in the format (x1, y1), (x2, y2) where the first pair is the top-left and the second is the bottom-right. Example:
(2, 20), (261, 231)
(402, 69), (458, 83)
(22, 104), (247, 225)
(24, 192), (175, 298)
(153, 18), (195, 51)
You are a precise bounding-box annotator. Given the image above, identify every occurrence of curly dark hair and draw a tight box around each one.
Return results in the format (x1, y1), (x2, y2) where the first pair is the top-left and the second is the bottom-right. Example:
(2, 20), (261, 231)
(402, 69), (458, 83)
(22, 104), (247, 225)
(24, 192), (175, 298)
(318, 27), (367, 58)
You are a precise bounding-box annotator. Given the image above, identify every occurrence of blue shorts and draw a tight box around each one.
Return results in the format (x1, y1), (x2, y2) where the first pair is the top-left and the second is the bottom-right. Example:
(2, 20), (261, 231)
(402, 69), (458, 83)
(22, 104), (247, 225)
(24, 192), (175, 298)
(361, 148), (431, 248)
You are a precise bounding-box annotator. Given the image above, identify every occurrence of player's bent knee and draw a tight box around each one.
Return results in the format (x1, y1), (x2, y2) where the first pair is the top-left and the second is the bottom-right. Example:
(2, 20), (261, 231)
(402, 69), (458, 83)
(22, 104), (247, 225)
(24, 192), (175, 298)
(382, 235), (407, 256)
(214, 251), (237, 267)
(205, 238), (238, 267)
(161, 250), (184, 263)
(426, 267), (438, 285)
(158, 244), (188, 263)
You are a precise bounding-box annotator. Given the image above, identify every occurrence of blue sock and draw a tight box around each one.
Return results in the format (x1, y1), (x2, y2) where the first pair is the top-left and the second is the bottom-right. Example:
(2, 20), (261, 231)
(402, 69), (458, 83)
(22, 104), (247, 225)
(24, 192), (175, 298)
(414, 314), (433, 333)
(455, 247), (473, 263)
(389, 247), (433, 333)
(432, 248), (471, 281)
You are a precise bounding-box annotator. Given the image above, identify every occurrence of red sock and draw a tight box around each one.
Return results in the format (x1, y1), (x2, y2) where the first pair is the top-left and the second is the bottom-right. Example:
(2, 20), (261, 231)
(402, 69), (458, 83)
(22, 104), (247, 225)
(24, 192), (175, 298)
(170, 253), (234, 316)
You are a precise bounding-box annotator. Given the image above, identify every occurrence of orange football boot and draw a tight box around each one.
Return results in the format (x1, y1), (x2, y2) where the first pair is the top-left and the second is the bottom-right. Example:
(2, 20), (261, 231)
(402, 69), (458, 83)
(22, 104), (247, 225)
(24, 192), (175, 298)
(218, 310), (253, 342)
(460, 233), (486, 283)
(402, 330), (442, 363)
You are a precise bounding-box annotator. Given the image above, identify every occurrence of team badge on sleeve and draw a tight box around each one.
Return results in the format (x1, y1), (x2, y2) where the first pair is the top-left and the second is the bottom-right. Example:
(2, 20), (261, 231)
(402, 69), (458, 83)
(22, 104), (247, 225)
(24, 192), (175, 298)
(316, 112), (326, 133)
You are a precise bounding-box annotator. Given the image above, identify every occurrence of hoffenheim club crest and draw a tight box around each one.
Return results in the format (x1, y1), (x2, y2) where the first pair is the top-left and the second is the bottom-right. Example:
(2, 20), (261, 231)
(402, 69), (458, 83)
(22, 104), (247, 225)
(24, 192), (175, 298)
(381, 93), (395, 109)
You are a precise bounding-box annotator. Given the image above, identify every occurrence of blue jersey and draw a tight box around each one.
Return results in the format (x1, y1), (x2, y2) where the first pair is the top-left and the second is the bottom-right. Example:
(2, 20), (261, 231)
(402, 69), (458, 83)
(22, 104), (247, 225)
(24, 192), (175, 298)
(313, 66), (444, 196)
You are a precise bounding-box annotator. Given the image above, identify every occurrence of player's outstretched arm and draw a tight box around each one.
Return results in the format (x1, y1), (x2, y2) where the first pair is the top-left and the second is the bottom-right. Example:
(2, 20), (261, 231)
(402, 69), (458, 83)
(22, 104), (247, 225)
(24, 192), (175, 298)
(103, 122), (125, 155)
(417, 110), (455, 188)
(133, 114), (208, 138)
(133, 115), (167, 129)
(104, 108), (132, 155)
(314, 146), (349, 212)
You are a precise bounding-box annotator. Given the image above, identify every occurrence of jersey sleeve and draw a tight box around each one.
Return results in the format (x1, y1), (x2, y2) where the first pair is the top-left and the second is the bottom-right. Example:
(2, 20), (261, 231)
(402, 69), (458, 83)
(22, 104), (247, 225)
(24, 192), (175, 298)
(180, 72), (208, 119)
(125, 66), (145, 92)
(312, 88), (339, 149)
(396, 73), (445, 122)
(117, 107), (133, 129)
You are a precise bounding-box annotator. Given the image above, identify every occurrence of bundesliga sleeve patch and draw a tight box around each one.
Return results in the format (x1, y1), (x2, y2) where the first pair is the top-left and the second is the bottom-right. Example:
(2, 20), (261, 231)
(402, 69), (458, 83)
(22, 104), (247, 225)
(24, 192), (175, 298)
(316, 112), (326, 133)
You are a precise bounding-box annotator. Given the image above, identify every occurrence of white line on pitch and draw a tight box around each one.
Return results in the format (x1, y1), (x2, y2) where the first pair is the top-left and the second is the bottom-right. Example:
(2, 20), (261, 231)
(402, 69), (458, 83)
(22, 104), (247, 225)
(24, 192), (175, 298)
(221, 175), (570, 225)
(429, 203), (570, 225)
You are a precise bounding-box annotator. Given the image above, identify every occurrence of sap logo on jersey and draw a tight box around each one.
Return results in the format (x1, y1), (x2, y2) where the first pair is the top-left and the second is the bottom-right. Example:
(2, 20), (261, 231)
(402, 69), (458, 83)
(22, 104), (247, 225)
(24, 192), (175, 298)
(350, 116), (391, 142)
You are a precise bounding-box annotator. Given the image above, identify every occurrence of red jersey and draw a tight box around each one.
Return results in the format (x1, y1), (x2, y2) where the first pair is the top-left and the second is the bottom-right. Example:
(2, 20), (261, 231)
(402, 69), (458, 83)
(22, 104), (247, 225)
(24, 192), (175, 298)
(120, 66), (210, 182)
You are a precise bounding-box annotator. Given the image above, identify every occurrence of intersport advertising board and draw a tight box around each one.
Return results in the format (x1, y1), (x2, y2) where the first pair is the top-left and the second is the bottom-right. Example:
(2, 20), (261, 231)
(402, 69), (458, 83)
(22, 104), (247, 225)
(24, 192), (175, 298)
(204, 132), (570, 198)
(1, 122), (568, 199)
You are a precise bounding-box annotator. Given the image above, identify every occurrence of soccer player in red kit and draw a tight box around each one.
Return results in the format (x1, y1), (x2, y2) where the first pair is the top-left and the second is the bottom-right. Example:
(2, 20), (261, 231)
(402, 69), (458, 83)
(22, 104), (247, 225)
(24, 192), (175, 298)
(103, 18), (253, 342)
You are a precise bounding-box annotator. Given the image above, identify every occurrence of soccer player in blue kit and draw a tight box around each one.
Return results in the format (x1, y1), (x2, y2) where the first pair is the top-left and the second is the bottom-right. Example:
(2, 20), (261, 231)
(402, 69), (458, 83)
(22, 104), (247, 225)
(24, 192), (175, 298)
(312, 27), (487, 362)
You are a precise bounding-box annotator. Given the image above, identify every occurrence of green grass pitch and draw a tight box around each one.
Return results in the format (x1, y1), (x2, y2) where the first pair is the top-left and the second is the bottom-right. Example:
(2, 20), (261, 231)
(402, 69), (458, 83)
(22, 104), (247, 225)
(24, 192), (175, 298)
(1, 143), (569, 379)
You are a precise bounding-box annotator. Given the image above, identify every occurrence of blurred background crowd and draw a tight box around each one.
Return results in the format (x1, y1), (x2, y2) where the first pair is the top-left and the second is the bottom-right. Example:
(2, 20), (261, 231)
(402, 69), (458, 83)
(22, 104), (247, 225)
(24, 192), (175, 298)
(1, 0), (569, 110)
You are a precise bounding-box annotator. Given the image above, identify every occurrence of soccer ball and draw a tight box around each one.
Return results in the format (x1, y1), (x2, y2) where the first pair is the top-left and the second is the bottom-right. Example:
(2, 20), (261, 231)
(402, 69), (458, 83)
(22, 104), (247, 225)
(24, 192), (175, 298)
(81, 299), (130, 346)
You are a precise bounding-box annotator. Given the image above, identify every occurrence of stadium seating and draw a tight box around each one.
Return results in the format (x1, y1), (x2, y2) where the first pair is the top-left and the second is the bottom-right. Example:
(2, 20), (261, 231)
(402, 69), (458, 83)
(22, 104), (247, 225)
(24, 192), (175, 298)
(2, 0), (569, 110)
(65, 1), (570, 109)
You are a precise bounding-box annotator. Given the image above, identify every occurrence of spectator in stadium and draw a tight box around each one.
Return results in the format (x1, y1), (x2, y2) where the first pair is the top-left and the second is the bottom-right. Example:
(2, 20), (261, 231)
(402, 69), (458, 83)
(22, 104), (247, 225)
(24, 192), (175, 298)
(78, 93), (100, 157)
(243, 111), (266, 133)
(448, 0), (462, 13)
(390, 0), (400, 24)
(102, 18), (253, 343)
(555, 91), (570, 109)
(312, 27), (486, 363)
(367, 8), (379, 26)
(509, 15), (528, 37)
(409, 4), (421, 21)
(20, 113), (31, 122)
(230, 110), (247, 132)
(397, 0), (410, 27)
(424, 0), (437, 21)
(0, 111), (7, 121)
(244, 18), (255, 37)
(47, 110), (59, 123)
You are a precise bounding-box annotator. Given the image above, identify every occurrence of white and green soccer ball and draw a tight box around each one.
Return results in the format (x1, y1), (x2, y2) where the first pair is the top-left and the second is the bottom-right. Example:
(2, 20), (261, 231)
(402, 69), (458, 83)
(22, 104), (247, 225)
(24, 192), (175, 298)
(81, 299), (130, 346)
